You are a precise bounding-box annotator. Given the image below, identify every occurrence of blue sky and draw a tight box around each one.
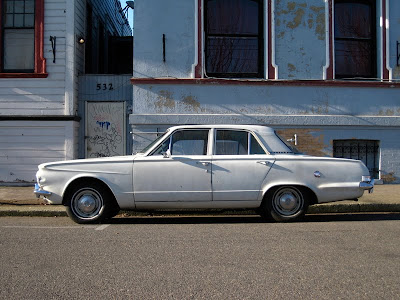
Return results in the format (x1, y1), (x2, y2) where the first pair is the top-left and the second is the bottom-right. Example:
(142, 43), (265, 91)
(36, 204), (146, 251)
(119, 0), (134, 29)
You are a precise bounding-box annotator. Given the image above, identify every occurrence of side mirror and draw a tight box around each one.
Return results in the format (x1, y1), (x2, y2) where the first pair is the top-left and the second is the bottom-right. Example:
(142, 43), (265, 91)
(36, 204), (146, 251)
(162, 149), (171, 158)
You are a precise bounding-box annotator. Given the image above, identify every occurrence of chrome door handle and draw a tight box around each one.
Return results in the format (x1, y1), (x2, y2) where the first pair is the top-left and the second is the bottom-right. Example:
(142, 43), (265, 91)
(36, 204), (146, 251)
(257, 161), (269, 165)
(197, 161), (210, 166)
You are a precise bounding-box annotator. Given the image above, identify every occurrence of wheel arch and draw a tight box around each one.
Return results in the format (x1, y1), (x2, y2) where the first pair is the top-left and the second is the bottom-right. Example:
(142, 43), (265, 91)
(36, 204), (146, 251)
(62, 176), (117, 206)
(261, 184), (318, 207)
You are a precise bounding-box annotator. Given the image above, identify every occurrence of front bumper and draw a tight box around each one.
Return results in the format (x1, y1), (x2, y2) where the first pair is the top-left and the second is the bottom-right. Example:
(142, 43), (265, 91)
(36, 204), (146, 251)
(359, 179), (374, 193)
(34, 183), (52, 198)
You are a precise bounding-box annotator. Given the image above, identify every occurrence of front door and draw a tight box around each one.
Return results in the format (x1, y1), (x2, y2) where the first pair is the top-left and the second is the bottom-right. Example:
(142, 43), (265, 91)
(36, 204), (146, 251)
(86, 101), (126, 158)
(133, 129), (212, 203)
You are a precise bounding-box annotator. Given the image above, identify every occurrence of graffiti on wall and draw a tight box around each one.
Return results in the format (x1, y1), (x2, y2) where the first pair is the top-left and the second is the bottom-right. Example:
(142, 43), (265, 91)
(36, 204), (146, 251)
(86, 102), (125, 158)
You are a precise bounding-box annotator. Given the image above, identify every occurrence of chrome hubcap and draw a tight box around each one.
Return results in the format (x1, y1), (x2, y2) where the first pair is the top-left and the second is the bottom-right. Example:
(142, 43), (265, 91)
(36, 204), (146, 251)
(272, 187), (304, 216)
(77, 195), (97, 214)
(279, 193), (297, 211)
(71, 188), (103, 219)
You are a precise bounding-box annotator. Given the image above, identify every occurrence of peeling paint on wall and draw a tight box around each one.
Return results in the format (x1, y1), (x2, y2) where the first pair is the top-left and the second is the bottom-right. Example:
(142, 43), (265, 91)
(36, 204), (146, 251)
(288, 63), (296, 72)
(311, 99), (329, 114)
(275, 1), (327, 79)
(381, 172), (397, 183)
(180, 95), (203, 112)
(287, 8), (305, 29)
(155, 90), (175, 112)
(378, 109), (396, 116)
(277, 128), (329, 157)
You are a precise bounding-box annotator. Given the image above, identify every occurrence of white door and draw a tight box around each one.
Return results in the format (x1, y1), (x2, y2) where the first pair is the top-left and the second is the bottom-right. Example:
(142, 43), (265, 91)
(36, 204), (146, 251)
(211, 130), (274, 201)
(133, 129), (212, 203)
(86, 102), (126, 158)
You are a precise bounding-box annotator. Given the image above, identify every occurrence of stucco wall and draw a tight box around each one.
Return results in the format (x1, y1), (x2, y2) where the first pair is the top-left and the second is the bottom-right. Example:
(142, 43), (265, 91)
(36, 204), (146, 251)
(133, 0), (195, 78)
(132, 83), (400, 116)
(274, 0), (326, 79)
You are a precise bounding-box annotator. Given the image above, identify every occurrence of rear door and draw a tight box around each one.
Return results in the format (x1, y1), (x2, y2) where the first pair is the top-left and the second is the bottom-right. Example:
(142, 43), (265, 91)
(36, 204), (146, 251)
(211, 129), (275, 201)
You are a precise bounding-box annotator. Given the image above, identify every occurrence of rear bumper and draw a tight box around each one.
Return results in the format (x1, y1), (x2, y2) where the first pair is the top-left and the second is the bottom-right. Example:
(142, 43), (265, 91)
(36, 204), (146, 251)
(360, 179), (374, 193)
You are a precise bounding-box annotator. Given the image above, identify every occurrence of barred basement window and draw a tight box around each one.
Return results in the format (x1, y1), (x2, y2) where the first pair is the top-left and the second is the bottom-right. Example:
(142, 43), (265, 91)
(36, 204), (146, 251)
(333, 140), (379, 179)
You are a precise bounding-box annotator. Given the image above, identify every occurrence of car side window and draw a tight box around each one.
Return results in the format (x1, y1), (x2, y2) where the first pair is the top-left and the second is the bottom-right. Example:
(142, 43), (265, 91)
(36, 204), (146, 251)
(215, 130), (248, 155)
(215, 130), (266, 155)
(250, 134), (266, 154)
(152, 130), (209, 156)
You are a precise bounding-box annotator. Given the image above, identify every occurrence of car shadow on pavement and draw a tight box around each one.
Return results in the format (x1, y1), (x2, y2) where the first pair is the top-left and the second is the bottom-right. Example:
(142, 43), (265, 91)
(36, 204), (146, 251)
(107, 212), (400, 225)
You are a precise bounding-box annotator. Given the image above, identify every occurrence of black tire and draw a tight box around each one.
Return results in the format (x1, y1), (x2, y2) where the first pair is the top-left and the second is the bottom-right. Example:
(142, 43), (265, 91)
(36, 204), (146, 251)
(65, 181), (115, 224)
(261, 186), (309, 222)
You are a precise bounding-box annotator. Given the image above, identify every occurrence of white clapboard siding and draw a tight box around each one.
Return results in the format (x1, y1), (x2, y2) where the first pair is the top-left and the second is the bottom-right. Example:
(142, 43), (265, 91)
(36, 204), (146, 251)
(0, 0), (68, 116)
(0, 121), (75, 183)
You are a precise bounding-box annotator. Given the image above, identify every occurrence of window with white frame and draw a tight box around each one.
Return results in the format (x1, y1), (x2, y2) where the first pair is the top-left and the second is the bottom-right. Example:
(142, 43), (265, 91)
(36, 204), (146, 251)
(205, 0), (264, 78)
(334, 0), (376, 79)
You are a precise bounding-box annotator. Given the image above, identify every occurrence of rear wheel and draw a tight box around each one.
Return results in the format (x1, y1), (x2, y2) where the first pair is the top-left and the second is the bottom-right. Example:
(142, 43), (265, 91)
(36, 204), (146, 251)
(261, 186), (308, 222)
(65, 181), (115, 224)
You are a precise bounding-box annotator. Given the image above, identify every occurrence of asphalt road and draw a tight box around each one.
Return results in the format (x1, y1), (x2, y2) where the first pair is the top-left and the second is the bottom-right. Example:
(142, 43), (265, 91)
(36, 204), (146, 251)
(1, 214), (400, 299)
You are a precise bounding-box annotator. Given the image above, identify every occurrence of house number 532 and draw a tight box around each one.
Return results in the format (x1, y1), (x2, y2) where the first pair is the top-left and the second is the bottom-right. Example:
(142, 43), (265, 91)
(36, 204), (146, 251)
(96, 83), (114, 91)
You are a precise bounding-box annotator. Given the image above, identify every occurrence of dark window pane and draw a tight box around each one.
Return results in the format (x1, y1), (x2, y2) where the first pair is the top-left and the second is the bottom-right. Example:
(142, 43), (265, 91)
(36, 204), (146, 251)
(14, 1), (24, 13)
(205, 0), (262, 77)
(3, 28), (35, 71)
(216, 130), (248, 155)
(207, 0), (259, 35)
(25, 14), (34, 27)
(25, 0), (35, 13)
(4, 14), (14, 27)
(207, 37), (259, 74)
(335, 40), (372, 77)
(250, 134), (265, 154)
(334, 1), (375, 78)
(14, 14), (24, 27)
(5, 1), (14, 13)
(335, 3), (371, 38)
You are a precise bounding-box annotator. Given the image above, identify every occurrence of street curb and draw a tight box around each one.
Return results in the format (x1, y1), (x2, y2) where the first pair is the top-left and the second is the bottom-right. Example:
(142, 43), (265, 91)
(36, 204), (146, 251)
(307, 203), (400, 214)
(1, 203), (400, 217)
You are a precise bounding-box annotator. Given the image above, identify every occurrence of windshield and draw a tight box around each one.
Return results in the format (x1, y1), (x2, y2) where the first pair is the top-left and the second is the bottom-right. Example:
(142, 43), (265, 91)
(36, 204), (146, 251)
(138, 130), (170, 154)
(274, 132), (302, 154)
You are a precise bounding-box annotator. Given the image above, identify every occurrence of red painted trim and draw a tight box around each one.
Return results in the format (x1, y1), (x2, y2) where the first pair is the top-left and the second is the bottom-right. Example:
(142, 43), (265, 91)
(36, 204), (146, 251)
(0, 73), (48, 78)
(194, 0), (203, 78)
(35, 0), (46, 74)
(382, 0), (389, 80)
(130, 78), (400, 88)
(326, 0), (334, 80)
(0, 1), (2, 71)
(267, 0), (276, 79)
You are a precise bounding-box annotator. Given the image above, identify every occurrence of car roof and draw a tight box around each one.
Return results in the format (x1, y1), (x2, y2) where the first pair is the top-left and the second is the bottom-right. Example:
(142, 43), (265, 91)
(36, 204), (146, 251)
(167, 125), (276, 135)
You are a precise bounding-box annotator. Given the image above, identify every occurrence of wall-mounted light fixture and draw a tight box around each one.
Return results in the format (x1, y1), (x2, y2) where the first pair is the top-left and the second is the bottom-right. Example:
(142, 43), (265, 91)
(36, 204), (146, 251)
(120, 1), (134, 25)
(77, 37), (85, 44)
(126, 1), (134, 9)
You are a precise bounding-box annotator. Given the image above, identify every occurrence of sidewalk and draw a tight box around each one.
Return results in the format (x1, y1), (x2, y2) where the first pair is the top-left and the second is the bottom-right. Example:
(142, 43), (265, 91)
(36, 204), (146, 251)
(0, 185), (400, 217)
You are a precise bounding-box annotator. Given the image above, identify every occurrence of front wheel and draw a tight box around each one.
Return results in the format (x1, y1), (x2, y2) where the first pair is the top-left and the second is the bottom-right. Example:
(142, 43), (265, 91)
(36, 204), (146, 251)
(65, 182), (114, 224)
(261, 186), (309, 222)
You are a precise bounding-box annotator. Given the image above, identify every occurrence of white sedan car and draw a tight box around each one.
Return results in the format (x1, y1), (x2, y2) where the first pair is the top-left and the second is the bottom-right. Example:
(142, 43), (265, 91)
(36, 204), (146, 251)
(34, 125), (374, 223)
